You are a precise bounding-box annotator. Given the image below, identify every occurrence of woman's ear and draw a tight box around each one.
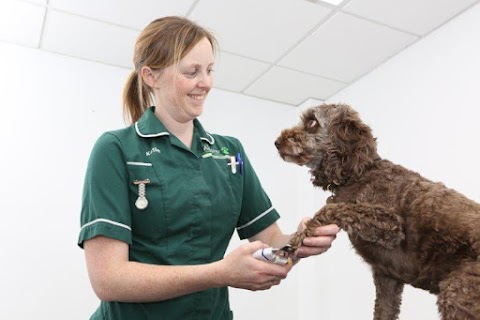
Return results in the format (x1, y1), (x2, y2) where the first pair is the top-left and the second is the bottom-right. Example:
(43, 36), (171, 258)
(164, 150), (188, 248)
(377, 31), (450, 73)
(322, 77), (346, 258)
(140, 66), (158, 89)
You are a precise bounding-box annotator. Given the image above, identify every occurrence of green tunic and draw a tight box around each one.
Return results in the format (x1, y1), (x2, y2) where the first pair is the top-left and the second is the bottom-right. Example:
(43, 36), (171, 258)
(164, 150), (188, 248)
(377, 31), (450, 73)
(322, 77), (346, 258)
(78, 107), (280, 319)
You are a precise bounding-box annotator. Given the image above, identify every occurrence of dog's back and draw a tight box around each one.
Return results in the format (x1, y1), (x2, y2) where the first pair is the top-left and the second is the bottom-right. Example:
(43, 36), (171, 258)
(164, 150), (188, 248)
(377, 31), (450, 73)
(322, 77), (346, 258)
(336, 159), (480, 294)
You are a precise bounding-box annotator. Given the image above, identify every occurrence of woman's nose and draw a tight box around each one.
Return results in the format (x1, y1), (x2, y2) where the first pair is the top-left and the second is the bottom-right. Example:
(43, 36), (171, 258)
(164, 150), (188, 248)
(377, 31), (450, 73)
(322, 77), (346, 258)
(198, 72), (212, 90)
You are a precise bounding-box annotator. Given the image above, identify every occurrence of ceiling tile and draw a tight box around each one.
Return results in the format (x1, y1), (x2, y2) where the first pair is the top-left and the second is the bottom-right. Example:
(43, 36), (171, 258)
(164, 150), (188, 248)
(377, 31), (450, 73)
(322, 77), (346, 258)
(244, 66), (346, 105)
(344, 0), (479, 35)
(49, 0), (195, 30)
(318, 0), (345, 5)
(213, 52), (271, 92)
(42, 10), (138, 68)
(189, 0), (332, 63)
(279, 12), (417, 82)
(27, 0), (47, 4)
(0, 1), (45, 47)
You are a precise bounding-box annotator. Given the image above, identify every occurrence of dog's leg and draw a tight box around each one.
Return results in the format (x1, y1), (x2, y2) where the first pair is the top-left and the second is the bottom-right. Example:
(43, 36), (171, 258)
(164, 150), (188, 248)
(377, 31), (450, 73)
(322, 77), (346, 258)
(290, 203), (404, 250)
(372, 270), (404, 320)
(437, 261), (480, 320)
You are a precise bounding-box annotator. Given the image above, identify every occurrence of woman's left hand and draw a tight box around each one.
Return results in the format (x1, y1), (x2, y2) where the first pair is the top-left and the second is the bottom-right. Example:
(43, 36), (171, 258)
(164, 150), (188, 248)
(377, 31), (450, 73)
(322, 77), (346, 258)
(294, 218), (340, 258)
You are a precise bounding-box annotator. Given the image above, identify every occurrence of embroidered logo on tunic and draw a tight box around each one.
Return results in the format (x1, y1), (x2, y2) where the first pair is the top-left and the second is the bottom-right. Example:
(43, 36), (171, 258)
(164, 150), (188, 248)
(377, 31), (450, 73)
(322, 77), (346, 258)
(220, 147), (229, 155)
(146, 147), (161, 156)
(202, 144), (230, 159)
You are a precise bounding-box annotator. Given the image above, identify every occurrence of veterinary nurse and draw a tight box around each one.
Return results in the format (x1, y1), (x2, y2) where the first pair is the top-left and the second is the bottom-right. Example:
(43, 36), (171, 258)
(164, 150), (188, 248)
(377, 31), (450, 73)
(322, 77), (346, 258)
(78, 16), (339, 319)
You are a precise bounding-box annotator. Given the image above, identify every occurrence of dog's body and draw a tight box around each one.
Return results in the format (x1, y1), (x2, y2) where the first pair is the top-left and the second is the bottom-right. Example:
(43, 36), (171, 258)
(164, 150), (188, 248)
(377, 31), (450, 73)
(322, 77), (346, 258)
(275, 104), (480, 319)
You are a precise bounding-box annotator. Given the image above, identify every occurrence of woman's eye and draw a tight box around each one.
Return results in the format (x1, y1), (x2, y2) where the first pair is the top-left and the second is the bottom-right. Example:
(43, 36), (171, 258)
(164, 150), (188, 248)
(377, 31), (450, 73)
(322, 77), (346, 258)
(184, 68), (214, 77)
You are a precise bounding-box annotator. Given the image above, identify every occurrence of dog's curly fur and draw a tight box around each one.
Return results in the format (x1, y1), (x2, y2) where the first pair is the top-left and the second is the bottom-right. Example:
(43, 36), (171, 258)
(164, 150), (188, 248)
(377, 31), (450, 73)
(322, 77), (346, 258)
(275, 103), (480, 320)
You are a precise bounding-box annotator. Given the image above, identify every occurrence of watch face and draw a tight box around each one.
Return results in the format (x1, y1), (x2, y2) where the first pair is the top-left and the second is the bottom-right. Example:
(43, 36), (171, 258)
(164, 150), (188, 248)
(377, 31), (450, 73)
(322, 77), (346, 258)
(135, 197), (149, 210)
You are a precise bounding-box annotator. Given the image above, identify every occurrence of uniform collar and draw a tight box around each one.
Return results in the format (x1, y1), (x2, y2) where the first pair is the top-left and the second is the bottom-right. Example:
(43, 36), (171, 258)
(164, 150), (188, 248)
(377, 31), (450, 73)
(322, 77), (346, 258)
(135, 106), (215, 145)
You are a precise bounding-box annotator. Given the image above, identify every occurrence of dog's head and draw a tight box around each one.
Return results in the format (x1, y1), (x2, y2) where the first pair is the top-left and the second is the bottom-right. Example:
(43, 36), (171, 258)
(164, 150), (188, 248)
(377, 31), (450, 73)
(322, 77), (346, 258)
(275, 103), (378, 189)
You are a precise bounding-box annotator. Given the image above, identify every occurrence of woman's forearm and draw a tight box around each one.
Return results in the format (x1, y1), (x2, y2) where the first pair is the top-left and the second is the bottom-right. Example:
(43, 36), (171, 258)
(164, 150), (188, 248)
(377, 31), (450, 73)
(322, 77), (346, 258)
(85, 237), (229, 302)
(92, 260), (227, 302)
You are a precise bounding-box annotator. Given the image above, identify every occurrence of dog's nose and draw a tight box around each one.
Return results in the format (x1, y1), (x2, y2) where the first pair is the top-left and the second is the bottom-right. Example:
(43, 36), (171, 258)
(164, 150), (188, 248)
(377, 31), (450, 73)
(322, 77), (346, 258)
(274, 139), (280, 149)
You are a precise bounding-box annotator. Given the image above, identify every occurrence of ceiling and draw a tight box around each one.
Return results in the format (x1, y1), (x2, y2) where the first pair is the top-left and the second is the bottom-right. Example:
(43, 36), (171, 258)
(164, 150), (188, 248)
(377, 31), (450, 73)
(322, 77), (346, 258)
(2, 0), (479, 106)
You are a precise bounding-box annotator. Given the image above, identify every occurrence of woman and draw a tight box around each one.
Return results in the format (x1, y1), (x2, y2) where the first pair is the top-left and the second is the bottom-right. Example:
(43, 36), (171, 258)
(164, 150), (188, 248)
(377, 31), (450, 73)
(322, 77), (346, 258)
(78, 16), (339, 319)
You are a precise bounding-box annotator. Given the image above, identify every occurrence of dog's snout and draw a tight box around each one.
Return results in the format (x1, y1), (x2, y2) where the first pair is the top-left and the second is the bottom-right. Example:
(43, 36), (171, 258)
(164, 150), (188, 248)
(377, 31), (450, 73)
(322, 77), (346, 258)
(274, 138), (281, 149)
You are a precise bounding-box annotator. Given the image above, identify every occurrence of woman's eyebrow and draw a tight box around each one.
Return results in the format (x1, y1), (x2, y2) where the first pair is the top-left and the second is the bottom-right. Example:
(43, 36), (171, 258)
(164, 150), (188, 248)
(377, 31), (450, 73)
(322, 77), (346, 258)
(182, 61), (215, 68)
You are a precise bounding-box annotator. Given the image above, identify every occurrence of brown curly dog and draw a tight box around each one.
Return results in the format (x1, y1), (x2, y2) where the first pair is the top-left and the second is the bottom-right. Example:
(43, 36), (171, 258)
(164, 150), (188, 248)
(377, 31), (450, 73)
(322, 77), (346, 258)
(275, 103), (480, 320)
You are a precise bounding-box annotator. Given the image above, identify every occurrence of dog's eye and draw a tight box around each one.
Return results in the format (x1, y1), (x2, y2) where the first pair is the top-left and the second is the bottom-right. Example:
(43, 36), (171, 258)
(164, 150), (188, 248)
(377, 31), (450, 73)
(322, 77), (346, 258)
(305, 119), (319, 131)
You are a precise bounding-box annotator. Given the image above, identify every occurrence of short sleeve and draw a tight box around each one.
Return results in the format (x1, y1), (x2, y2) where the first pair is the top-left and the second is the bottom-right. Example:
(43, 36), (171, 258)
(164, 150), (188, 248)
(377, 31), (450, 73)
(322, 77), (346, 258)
(235, 141), (280, 239)
(78, 133), (132, 248)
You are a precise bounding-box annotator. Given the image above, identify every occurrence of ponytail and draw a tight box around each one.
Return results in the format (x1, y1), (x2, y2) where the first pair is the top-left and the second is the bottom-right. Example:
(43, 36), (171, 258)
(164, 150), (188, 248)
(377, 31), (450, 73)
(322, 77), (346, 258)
(122, 70), (152, 125)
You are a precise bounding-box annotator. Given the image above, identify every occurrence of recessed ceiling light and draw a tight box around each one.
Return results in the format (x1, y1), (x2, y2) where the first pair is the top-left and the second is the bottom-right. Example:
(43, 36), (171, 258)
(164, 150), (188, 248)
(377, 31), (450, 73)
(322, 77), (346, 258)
(305, 0), (344, 6)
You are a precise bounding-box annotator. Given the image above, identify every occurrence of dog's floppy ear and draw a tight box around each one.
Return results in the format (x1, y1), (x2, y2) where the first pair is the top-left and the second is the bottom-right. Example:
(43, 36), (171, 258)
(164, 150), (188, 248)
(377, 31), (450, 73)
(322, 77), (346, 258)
(331, 106), (372, 146)
(324, 105), (378, 184)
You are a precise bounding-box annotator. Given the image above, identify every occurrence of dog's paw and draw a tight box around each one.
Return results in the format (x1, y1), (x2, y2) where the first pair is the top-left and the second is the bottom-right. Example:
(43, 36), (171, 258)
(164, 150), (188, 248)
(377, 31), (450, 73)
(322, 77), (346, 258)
(289, 227), (317, 250)
(289, 232), (305, 250)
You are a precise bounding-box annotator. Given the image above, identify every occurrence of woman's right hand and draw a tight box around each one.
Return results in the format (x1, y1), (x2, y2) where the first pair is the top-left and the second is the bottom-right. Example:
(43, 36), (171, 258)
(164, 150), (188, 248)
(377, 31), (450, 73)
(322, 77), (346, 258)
(218, 241), (290, 291)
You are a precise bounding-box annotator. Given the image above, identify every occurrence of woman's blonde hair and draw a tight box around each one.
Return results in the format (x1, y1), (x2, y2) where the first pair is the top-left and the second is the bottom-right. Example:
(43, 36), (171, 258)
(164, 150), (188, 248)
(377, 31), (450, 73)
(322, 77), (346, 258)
(122, 16), (217, 124)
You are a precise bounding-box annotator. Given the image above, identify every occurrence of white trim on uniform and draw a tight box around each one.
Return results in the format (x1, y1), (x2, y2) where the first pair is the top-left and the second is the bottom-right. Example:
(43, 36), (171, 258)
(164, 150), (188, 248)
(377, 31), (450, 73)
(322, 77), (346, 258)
(200, 132), (215, 145)
(127, 161), (152, 166)
(237, 206), (274, 230)
(135, 122), (170, 138)
(80, 218), (132, 231)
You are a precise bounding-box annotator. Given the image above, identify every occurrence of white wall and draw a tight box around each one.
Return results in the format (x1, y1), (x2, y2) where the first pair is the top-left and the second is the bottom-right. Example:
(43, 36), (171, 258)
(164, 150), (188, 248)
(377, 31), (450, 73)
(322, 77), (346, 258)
(0, 42), (128, 319)
(318, 2), (480, 319)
